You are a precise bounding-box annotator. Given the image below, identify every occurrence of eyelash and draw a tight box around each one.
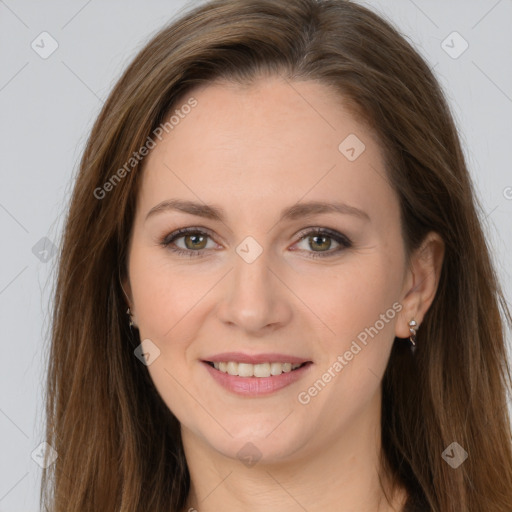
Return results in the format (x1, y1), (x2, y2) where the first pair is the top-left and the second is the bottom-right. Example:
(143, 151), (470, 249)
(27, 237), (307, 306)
(160, 227), (352, 260)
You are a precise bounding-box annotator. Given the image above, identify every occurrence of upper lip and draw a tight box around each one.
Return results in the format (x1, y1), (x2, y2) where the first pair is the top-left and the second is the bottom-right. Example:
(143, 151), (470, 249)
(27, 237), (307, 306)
(203, 352), (311, 365)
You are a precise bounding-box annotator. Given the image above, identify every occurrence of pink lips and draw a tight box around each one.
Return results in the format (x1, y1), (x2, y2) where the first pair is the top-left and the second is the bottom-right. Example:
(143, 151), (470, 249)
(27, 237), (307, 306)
(201, 352), (313, 397)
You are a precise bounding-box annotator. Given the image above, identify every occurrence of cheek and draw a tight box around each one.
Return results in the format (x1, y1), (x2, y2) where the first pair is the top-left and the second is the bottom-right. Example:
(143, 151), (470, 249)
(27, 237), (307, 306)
(303, 257), (401, 348)
(129, 249), (206, 417)
(129, 246), (209, 340)
(301, 257), (402, 402)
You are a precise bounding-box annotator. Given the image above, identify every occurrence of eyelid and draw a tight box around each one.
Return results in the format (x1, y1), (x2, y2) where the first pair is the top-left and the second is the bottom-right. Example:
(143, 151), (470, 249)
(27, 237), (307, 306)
(292, 227), (352, 259)
(160, 225), (352, 259)
(294, 226), (351, 245)
(160, 227), (220, 253)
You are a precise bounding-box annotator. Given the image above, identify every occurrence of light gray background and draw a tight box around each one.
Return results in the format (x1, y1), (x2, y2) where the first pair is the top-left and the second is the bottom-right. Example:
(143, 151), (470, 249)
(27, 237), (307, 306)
(0, 1), (511, 510)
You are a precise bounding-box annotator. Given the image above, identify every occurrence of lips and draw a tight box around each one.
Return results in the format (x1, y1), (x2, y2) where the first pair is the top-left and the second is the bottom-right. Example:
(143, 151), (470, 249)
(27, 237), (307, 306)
(201, 352), (313, 396)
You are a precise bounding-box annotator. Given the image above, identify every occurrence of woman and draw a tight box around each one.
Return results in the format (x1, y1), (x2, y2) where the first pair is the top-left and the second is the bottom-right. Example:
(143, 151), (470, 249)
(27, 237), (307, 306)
(41, 0), (512, 511)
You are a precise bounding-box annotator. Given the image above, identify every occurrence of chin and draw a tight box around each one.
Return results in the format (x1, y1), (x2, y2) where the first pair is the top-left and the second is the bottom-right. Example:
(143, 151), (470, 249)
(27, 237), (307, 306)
(187, 415), (312, 466)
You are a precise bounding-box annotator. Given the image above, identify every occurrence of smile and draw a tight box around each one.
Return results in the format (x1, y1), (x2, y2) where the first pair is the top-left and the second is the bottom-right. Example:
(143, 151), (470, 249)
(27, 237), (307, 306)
(202, 358), (313, 396)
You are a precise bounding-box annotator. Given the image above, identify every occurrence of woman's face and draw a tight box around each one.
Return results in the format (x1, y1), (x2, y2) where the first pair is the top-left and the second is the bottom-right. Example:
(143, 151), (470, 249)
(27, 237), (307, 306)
(125, 76), (414, 463)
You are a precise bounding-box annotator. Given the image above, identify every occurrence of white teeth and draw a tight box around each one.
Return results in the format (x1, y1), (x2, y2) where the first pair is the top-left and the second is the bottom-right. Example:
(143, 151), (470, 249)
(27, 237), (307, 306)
(254, 363), (271, 377)
(270, 362), (283, 375)
(210, 361), (303, 377)
(238, 363), (253, 377)
(227, 361), (238, 376)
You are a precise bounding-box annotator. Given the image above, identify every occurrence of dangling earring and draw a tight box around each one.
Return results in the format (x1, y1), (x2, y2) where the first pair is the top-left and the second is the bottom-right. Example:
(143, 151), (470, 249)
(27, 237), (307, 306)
(127, 307), (135, 329)
(408, 320), (417, 352)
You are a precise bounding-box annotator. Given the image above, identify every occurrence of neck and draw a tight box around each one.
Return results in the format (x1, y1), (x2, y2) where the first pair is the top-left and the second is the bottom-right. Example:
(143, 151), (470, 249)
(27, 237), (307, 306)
(180, 388), (407, 512)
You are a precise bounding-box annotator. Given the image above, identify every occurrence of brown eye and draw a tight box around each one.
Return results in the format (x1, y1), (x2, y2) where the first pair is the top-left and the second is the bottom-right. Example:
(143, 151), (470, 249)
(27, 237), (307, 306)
(308, 234), (333, 252)
(161, 228), (216, 258)
(182, 233), (208, 250)
(294, 228), (352, 259)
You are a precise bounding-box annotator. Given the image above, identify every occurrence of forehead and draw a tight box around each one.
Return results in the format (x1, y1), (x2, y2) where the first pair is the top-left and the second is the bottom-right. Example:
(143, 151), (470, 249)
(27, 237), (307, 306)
(137, 76), (397, 225)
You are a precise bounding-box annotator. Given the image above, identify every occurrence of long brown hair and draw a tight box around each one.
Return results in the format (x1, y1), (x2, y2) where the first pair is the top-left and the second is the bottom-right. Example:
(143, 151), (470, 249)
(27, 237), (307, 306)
(41, 0), (512, 510)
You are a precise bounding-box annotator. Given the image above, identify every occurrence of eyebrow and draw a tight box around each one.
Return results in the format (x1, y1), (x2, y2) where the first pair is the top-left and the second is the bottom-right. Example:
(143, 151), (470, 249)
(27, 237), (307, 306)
(145, 199), (370, 223)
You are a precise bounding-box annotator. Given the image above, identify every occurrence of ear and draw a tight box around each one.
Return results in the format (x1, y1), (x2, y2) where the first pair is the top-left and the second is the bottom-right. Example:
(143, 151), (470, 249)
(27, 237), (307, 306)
(121, 274), (139, 328)
(395, 231), (445, 338)
(121, 273), (135, 314)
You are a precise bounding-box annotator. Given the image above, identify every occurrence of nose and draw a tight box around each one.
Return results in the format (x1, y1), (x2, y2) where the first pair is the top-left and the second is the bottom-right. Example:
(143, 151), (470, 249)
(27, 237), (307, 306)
(216, 243), (293, 335)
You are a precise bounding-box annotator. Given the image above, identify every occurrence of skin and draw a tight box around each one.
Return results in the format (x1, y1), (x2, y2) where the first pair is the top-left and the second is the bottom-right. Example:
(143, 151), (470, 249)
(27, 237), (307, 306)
(123, 75), (444, 512)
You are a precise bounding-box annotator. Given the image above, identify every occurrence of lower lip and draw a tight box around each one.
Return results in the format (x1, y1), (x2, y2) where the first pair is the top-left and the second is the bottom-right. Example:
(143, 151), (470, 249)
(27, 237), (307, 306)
(202, 361), (313, 397)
